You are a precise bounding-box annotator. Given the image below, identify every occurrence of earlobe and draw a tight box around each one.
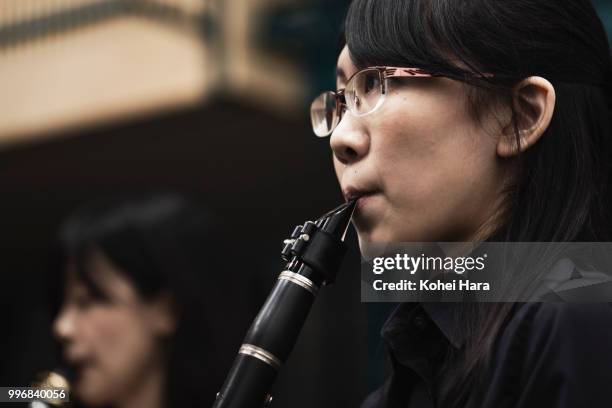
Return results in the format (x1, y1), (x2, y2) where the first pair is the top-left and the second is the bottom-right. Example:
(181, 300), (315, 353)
(149, 293), (177, 336)
(497, 77), (556, 158)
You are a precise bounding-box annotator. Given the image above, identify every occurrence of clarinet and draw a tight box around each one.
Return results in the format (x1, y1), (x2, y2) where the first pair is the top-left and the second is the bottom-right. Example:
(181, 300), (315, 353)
(212, 200), (357, 408)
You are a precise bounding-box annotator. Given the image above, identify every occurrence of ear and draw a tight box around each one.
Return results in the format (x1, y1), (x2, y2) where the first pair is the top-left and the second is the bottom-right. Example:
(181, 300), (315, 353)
(497, 76), (556, 157)
(149, 292), (176, 336)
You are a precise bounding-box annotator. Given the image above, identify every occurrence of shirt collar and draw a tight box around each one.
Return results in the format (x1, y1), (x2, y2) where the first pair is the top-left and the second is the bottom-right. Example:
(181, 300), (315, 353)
(421, 302), (467, 349)
(381, 302), (467, 351)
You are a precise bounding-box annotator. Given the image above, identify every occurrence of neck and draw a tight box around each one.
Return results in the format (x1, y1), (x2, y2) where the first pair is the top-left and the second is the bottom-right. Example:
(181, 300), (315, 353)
(116, 364), (165, 408)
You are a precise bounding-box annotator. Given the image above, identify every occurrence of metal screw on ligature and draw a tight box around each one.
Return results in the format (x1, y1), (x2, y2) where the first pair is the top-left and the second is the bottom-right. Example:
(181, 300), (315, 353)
(263, 394), (273, 407)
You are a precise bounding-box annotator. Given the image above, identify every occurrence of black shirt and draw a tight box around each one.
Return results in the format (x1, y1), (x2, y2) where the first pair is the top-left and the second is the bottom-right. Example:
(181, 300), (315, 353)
(361, 301), (612, 408)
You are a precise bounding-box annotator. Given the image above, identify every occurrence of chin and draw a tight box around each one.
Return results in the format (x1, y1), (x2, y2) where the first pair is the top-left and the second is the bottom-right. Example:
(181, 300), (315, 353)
(356, 223), (432, 248)
(355, 222), (397, 243)
(356, 228), (391, 259)
(75, 379), (114, 407)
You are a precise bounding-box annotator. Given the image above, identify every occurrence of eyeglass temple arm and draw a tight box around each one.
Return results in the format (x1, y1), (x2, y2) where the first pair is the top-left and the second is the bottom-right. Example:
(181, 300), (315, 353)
(383, 67), (493, 79)
(383, 67), (436, 78)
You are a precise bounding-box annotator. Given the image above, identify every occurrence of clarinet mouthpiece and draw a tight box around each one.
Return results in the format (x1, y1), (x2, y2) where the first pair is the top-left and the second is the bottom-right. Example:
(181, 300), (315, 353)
(316, 199), (357, 242)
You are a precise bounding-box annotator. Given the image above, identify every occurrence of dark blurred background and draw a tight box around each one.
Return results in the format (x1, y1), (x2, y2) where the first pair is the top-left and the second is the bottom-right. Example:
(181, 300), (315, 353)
(1, 1), (611, 407)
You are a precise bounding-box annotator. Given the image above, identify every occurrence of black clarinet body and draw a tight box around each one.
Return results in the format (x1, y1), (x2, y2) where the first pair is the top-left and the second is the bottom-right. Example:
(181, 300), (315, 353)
(212, 200), (356, 408)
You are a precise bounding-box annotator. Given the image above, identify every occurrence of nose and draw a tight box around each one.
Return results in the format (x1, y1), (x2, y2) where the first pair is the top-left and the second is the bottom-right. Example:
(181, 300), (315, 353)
(53, 306), (75, 344)
(329, 112), (370, 165)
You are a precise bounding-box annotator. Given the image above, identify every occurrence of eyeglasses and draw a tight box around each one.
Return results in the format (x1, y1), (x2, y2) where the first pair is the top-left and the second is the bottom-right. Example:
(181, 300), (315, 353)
(310, 66), (439, 137)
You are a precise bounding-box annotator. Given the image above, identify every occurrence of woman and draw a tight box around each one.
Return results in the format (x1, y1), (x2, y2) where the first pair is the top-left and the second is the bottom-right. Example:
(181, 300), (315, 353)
(51, 194), (250, 408)
(311, 0), (612, 407)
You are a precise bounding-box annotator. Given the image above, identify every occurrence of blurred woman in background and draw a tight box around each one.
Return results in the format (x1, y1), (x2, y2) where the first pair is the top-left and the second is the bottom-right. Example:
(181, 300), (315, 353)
(52, 194), (245, 408)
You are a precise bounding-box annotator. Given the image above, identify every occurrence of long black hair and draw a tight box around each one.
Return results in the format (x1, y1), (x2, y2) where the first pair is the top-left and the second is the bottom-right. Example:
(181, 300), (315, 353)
(344, 0), (612, 406)
(54, 193), (246, 407)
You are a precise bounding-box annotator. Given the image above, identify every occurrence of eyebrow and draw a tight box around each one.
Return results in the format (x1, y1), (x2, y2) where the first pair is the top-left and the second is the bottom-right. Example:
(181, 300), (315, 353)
(336, 67), (347, 82)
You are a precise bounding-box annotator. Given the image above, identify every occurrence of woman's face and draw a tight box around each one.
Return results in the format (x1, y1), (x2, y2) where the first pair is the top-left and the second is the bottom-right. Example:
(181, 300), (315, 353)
(332, 46), (509, 246)
(53, 250), (174, 406)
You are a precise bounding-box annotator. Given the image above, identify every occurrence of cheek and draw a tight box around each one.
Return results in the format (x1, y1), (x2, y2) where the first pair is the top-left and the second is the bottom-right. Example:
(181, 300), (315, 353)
(94, 308), (157, 367)
(371, 96), (473, 193)
(77, 308), (159, 400)
(367, 92), (501, 240)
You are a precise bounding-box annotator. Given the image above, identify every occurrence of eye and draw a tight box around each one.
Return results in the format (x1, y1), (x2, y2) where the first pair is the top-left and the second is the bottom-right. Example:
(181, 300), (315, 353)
(363, 74), (378, 94)
(73, 293), (94, 310)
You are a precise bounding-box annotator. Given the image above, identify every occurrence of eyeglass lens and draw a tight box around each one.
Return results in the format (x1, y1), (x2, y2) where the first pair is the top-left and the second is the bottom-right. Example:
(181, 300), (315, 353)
(310, 69), (384, 137)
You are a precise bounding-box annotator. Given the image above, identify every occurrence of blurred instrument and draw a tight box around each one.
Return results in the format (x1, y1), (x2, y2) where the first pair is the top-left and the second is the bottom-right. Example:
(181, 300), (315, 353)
(29, 368), (71, 408)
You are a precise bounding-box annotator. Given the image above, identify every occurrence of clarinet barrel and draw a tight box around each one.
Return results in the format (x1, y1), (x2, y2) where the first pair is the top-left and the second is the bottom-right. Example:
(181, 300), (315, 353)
(213, 200), (356, 408)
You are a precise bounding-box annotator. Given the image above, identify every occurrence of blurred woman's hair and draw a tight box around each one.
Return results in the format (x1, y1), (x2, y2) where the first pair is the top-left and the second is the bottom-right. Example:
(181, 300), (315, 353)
(344, 0), (612, 406)
(54, 193), (245, 407)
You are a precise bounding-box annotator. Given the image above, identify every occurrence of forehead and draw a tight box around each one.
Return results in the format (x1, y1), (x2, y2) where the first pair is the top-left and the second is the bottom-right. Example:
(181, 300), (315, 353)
(64, 250), (137, 303)
(336, 45), (358, 83)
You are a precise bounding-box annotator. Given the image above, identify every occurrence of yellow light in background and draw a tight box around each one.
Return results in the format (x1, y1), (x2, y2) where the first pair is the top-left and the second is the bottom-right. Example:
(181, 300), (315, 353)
(0, 0), (312, 150)
(0, 0), (217, 149)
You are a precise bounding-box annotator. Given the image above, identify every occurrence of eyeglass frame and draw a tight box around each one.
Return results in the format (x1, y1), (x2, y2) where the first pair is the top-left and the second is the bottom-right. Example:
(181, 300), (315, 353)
(311, 66), (492, 137)
(311, 66), (440, 137)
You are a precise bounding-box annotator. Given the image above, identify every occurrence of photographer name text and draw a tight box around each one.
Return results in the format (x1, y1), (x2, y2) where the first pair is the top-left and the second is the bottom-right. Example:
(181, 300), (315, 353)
(373, 279), (490, 291)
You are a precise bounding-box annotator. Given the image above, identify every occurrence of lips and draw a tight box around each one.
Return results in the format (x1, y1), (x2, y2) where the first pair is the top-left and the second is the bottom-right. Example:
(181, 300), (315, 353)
(342, 186), (380, 203)
(64, 351), (94, 377)
(342, 186), (382, 216)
